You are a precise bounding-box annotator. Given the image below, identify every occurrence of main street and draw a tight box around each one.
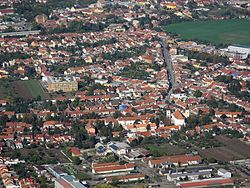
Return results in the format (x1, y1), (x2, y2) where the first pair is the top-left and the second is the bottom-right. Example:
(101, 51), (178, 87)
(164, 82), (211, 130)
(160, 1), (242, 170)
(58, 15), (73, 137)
(161, 37), (176, 100)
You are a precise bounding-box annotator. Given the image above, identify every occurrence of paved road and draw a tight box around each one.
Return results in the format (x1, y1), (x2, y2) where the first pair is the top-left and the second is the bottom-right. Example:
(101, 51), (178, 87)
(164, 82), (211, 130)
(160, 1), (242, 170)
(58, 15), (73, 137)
(161, 38), (176, 100)
(136, 161), (175, 187)
(0, 30), (41, 37)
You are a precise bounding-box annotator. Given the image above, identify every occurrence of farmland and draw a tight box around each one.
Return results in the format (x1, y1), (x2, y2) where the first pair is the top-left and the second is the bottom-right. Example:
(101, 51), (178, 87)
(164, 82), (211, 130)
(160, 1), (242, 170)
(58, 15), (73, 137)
(164, 19), (250, 46)
(198, 135), (250, 162)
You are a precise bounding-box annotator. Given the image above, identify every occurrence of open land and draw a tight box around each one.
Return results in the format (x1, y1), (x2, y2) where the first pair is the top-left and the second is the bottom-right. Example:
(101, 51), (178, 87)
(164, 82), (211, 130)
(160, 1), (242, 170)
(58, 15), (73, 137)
(198, 135), (250, 162)
(19, 147), (70, 164)
(164, 19), (250, 46)
(11, 80), (48, 99)
(0, 79), (47, 99)
(144, 143), (186, 157)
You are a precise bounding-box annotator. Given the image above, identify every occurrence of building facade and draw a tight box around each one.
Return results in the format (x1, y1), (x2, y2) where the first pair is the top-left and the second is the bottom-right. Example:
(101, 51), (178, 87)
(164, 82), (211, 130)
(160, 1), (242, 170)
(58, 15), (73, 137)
(42, 76), (78, 92)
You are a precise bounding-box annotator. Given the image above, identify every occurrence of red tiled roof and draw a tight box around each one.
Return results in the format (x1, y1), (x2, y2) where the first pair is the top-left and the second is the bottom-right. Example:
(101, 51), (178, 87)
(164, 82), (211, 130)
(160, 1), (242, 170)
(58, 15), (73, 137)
(178, 178), (234, 188)
(173, 110), (185, 120)
(56, 179), (74, 188)
(92, 162), (120, 168)
(149, 155), (202, 165)
(94, 163), (135, 173)
(70, 147), (81, 156)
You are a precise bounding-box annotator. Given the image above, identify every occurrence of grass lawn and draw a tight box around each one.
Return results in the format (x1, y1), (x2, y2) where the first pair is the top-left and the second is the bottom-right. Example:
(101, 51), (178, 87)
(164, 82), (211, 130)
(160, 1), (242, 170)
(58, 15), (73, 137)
(0, 79), (48, 100)
(164, 19), (250, 46)
(24, 80), (45, 99)
(145, 143), (186, 157)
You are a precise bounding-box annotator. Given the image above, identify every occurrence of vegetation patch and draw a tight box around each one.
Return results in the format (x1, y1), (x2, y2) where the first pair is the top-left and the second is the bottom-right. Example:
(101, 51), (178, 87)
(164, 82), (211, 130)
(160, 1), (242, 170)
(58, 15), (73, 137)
(144, 143), (186, 157)
(164, 19), (250, 46)
(24, 80), (46, 99)
(119, 64), (149, 80)
(0, 80), (13, 99)
(7, 147), (70, 165)
(11, 80), (47, 99)
(198, 135), (250, 162)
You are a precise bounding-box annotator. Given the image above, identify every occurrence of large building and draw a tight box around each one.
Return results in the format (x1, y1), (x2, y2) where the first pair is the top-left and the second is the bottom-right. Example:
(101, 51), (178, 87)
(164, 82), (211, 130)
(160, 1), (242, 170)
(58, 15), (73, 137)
(42, 76), (78, 92)
(55, 175), (87, 188)
(228, 44), (250, 55)
(220, 44), (250, 59)
(176, 178), (234, 188)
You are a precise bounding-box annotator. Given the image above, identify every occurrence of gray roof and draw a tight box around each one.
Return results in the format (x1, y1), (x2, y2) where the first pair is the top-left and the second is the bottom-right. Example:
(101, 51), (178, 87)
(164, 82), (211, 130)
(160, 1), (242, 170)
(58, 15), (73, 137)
(168, 171), (211, 179)
(62, 175), (87, 188)
(218, 168), (230, 174)
(229, 44), (250, 49)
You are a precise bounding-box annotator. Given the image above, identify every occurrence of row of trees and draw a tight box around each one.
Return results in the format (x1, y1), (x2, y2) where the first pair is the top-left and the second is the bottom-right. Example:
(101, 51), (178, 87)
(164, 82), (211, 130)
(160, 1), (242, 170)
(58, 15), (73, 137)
(15, 0), (97, 22)
(47, 14), (126, 34)
(0, 52), (30, 64)
(183, 50), (229, 65)
(48, 21), (106, 34)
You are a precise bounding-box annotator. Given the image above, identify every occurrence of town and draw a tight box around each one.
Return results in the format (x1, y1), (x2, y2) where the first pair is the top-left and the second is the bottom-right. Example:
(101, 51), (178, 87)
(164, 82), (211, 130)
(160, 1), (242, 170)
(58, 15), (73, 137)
(0, 0), (249, 187)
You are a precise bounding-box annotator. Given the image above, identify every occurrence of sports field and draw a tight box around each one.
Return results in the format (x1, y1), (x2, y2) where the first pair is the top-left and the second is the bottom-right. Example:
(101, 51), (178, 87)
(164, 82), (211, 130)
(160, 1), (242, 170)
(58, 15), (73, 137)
(24, 80), (45, 98)
(11, 80), (47, 99)
(164, 19), (250, 46)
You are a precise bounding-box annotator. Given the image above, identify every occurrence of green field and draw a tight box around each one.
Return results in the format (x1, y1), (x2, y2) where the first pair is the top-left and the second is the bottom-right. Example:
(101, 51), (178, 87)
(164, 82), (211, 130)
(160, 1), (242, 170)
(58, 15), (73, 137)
(145, 143), (185, 157)
(0, 79), (45, 100)
(165, 19), (250, 46)
(24, 80), (45, 99)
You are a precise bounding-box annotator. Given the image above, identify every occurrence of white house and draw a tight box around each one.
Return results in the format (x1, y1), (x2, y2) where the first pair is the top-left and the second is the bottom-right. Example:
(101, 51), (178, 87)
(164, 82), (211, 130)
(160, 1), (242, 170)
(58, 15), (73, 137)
(218, 168), (231, 178)
(108, 142), (131, 155)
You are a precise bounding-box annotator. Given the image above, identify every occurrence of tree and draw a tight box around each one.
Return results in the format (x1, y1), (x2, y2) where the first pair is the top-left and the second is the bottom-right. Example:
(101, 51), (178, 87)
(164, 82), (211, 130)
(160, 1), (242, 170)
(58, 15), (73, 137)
(186, 115), (199, 128)
(94, 184), (115, 188)
(146, 124), (151, 131)
(207, 97), (218, 108)
(11, 150), (21, 159)
(215, 75), (232, 84)
(113, 111), (122, 119)
(184, 176), (189, 181)
(111, 177), (119, 187)
(220, 114), (227, 119)
(194, 90), (202, 98)
(112, 123), (122, 132)
(209, 108), (215, 116)
(38, 175), (48, 188)
(199, 114), (212, 125)
(228, 80), (241, 94)
(198, 175), (204, 180)
(73, 157), (82, 165)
